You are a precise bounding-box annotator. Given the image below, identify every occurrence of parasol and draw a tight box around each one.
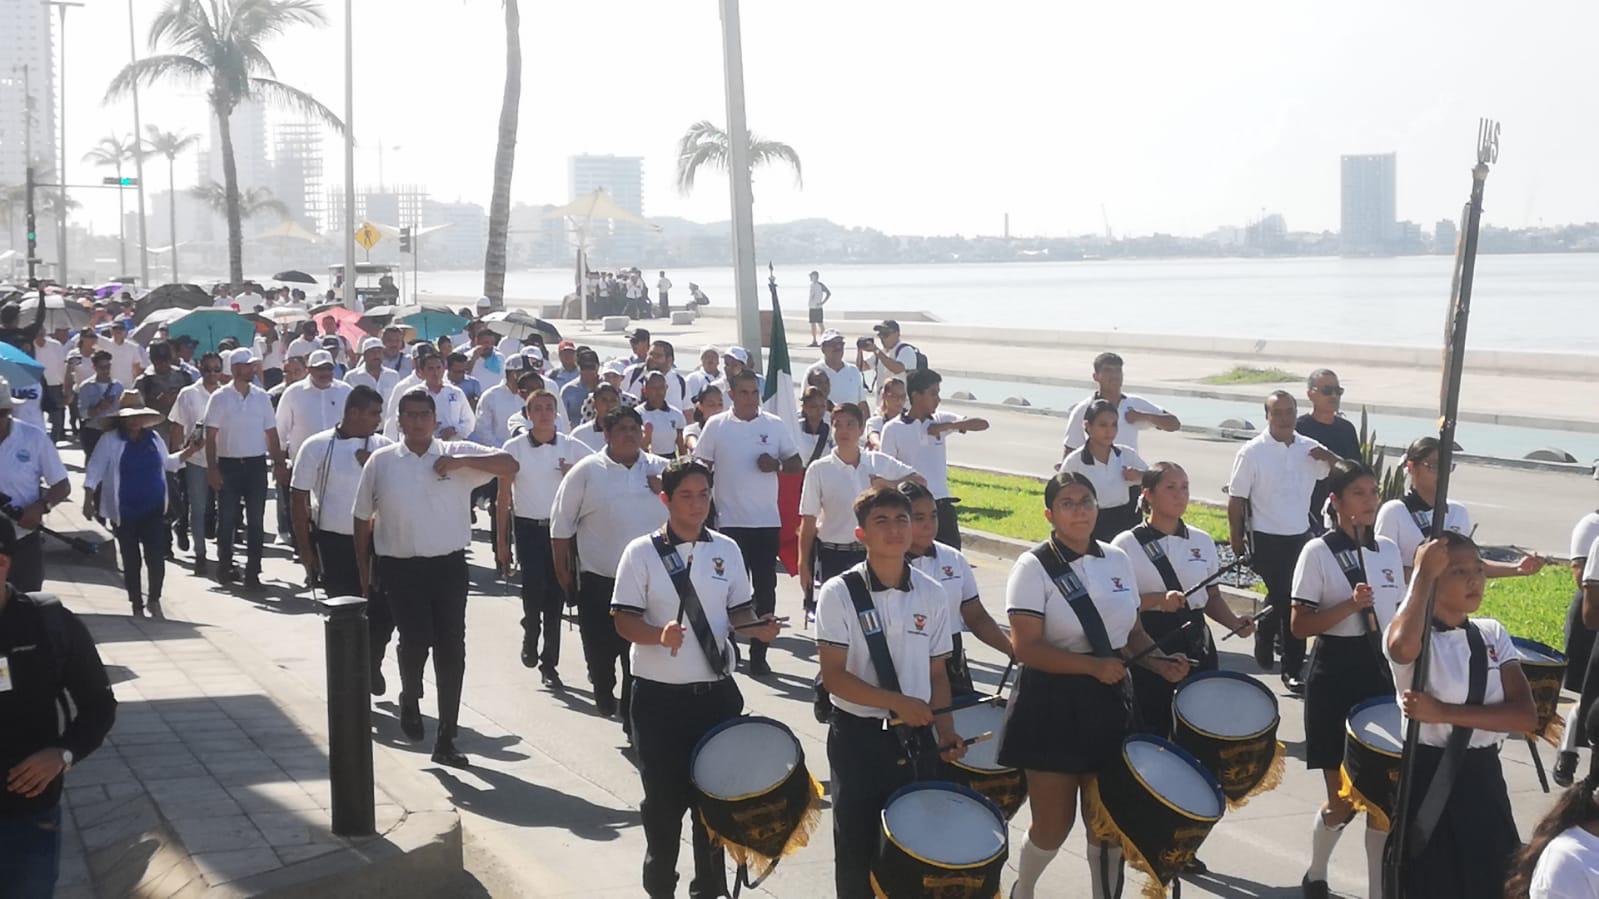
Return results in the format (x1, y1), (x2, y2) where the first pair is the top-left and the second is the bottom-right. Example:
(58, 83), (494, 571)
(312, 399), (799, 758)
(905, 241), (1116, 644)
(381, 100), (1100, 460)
(166, 309), (258, 354)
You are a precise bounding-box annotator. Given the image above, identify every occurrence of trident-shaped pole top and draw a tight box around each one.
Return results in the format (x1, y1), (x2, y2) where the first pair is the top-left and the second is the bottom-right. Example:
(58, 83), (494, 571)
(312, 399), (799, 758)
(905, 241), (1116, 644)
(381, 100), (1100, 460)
(1477, 118), (1501, 166)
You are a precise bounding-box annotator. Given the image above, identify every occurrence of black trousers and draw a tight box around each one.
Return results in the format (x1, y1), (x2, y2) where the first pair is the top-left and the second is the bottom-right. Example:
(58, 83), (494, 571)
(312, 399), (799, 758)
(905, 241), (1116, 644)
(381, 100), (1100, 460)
(577, 573), (632, 716)
(114, 511), (169, 607)
(935, 497), (961, 549)
(631, 677), (742, 898)
(514, 518), (563, 672)
(816, 544), (865, 584)
(379, 551), (469, 741)
(722, 526), (779, 661)
(1251, 531), (1308, 677)
(217, 456), (268, 577)
(314, 530), (394, 667)
(43, 385), (64, 441)
(9, 532), (43, 593)
(828, 712), (935, 899)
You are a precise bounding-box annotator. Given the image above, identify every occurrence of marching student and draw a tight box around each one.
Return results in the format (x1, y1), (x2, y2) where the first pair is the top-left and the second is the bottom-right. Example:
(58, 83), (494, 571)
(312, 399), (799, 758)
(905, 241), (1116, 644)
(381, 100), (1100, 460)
(170, 352), (224, 573)
(899, 481), (1011, 696)
(497, 390), (591, 688)
(570, 382), (621, 454)
(1386, 533), (1537, 898)
(683, 345), (722, 403)
(681, 385), (723, 454)
(1507, 704), (1599, 899)
(1059, 352), (1180, 457)
(1557, 502), (1599, 787)
(1111, 462), (1255, 738)
(795, 386), (833, 466)
(1061, 399), (1148, 543)
(550, 406), (669, 730)
(1289, 460), (1405, 899)
(472, 354), (532, 450)
(691, 369), (802, 676)
(352, 389), (519, 768)
(880, 369), (987, 549)
(1000, 471), (1188, 899)
(816, 485), (963, 899)
(637, 371), (687, 459)
(383, 352), (474, 441)
(1226, 389), (1339, 690)
(622, 339), (690, 411)
(613, 460), (780, 899)
(864, 377), (906, 451)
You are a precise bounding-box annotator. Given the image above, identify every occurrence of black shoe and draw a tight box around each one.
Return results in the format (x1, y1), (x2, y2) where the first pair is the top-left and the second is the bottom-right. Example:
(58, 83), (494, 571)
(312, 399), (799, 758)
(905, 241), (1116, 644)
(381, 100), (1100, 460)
(1301, 874), (1329, 899)
(399, 695), (425, 741)
(1281, 672), (1305, 696)
(520, 647), (537, 669)
(176, 530), (190, 552)
(243, 573), (263, 591)
(131, 600), (145, 616)
(540, 669), (563, 689)
(1554, 750), (1579, 788)
(748, 656), (773, 677)
(192, 558), (207, 578)
(370, 666), (386, 697)
(1254, 639), (1275, 671)
(430, 739), (470, 769)
(218, 564), (239, 585)
(595, 692), (618, 718)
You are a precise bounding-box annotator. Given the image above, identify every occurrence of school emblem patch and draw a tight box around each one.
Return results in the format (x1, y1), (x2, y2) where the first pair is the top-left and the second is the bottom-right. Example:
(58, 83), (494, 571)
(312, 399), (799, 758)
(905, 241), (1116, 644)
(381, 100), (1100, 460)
(759, 433), (769, 445)
(942, 565), (955, 578)
(1190, 548), (1203, 560)
(1383, 568), (1395, 585)
(1111, 577), (1126, 591)
(1488, 644), (1499, 663)
(712, 557), (726, 576)
(912, 613), (927, 632)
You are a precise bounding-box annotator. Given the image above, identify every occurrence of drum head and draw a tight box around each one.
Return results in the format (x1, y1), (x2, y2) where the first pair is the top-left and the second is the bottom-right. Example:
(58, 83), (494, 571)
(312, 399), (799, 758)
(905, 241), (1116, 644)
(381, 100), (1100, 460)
(1511, 637), (1566, 668)
(882, 783), (1006, 867)
(1347, 696), (1402, 756)
(1173, 671), (1278, 738)
(1123, 737), (1223, 820)
(692, 718), (799, 800)
(951, 702), (1008, 772)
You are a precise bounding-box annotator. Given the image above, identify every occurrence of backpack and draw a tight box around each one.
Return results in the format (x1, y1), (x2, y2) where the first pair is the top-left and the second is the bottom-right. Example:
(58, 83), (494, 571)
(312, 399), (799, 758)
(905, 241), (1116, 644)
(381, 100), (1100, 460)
(900, 343), (928, 372)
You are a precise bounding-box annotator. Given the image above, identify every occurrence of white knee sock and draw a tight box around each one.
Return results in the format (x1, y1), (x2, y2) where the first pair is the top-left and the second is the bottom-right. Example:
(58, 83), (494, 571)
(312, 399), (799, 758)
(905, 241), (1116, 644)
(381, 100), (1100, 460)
(1305, 808), (1347, 882)
(1365, 826), (1388, 899)
(1560, 711), (1581, 752)
(1011, 834), (1058, 899)
(1087, 840), (1124, 899)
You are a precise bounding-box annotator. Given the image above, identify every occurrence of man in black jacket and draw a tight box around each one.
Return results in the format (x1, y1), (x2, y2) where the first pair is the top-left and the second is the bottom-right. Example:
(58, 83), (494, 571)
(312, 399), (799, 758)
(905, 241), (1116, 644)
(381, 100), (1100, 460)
(0, 516), (117, 896)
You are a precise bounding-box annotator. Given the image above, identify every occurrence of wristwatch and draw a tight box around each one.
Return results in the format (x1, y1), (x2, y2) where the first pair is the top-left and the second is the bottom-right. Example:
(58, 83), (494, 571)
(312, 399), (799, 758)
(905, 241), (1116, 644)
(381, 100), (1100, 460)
(59, 748), (74, 771)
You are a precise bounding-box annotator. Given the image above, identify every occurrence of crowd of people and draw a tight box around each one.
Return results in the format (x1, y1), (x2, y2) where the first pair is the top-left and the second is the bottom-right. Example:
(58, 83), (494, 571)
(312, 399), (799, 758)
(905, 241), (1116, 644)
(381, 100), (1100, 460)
(2, 283), (1599, 898)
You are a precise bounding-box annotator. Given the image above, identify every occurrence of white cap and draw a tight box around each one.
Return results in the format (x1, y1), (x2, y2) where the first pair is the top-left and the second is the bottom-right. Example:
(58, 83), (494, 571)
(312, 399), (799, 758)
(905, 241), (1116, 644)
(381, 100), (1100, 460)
(229, 347), (258, 367)
(504, 354), (526, 371)
(476, 295), (492, 308)
(307, 350), (335, 368)
(603, 359), (626, 376)
(521, 345), (545, 362)
(700, 344), (720, 357)
(359, 336), (382, 354)
(723, 346), (750, 364)
(820, 329), (845, 344)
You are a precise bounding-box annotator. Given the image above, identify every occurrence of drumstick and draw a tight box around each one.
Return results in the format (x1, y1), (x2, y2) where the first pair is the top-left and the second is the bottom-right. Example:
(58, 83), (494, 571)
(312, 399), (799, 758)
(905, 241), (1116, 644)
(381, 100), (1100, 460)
(1124, 619), (1197, 665)
(733, 616), (790, 631)
(1220, 605), (1276, 641)
(1182, 555), (1251, 599)
(894, 731), (994, 765)
(887, 694), (997, 727)
(994, 657), (1016, 698)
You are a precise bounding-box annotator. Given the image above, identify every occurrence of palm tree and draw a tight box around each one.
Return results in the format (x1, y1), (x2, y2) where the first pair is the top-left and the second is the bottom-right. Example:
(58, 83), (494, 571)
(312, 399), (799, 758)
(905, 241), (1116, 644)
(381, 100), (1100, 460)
(142, 126), (200, 282)
(481, 0), (521, 309)
(83, 134), (140, 276)
(189, 182), (289, 222)
(106, 0), (344, 286)
(674, 120), (802, 195)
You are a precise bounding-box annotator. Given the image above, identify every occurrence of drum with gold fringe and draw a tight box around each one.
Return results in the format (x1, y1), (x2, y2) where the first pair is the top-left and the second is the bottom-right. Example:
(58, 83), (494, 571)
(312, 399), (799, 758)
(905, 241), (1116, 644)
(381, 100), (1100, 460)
(1337, 695), (1403, 832)
(1084, 735), (1225, 898)
(870, 781), (1008, 899)
(690, 716), (822, 877)
(943, 700), (1028, 819)
(1512, 636), (1567, 746)
(1170, 670), (1286, 808)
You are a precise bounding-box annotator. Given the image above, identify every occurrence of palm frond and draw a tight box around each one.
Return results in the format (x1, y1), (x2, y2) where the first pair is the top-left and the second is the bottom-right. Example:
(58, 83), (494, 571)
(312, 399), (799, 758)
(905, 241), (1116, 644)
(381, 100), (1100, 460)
(247, 77), (345, 133)
(749, 135), (803, 188)
(674, 119), (802, 194)
(105, 55), (212, 103)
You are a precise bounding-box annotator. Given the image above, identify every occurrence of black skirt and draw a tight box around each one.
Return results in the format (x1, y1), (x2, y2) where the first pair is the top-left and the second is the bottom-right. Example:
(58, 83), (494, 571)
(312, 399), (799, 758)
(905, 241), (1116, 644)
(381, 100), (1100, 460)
(998, 666), (1132, 774)
(1303, 635), (1391, 769)
(1092, 501), (1139, 545)
(1564, 587), (1595, 693)
(1392, 745), (1519, 898)
(1131, 615), (1218, 740)
(1575, 623), (1599, 750)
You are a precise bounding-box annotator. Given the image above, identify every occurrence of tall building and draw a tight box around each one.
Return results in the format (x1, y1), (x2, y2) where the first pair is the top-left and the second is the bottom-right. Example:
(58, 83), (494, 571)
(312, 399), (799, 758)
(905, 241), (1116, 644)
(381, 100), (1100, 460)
(202, 100), (269, 194)
(270, 121), (324, 232)
(568, 154), (645, 266)
(1340, 153), (1397, 255)
(0, 0), (56, 188)
(1434, 217), (1458, 255)
(421, 199), (486, 269)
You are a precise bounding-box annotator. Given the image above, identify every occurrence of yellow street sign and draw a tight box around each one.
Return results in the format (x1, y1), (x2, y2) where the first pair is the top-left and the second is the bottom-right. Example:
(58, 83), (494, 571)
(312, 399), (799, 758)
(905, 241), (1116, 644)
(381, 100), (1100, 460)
(354, 222), (382, 251)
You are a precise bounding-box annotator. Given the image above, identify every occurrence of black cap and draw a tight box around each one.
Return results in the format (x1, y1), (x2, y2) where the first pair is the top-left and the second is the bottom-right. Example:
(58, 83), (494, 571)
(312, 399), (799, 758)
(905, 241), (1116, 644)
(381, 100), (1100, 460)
(873, 319), (900, 335)
(626, 327), (650, 343)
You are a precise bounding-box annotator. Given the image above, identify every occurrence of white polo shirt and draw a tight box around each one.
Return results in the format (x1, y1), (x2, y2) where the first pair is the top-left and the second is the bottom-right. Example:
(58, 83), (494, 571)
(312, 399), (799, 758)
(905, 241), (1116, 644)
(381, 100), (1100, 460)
(503, 431), (590, 521)
(1061, 392), (1170, 453)
(684, 367), (721, 402)
(203, 384), (279, 459)
(1290, 533), (1405, 637)
(1226, 431), (1331, 536)
(1111, 523), (1220, 610)
(1388, 613), (1518, 749)
(275, 379), (353, 456)
(909, 542), (980, 633)
(796, 422), (833, 465)
(468, 350), (505, 385)
(808, 360), (867, 406)
(639, 405), (687, 456)
(103, 338), (145, 384)
(549, 449), (670, 577)
(623, 365), (690, 412)
(471, 382), (526, 448)
(352, 438), (499, 558)
(291, 429), (393, 535)
(1374, 494), (1472, 577)
(880, 411), (960, 500)
(569, 420), (608, 454)
(171, 382), (218, 469)
(1571, 511), (1599, 568)
(1005, 540), (1140, 653)
(1060, 444), (1147, 512)
(1583, 537), (1599, 584)
(33, 338), (66, 387)
(611, 527), (754, 684)
(286, 336), (321, 360)
(344, 366), (402, 405)
(0, 420), (67, 536)
(692, 409), (801, 528)
(816, 563), (952, 718)
(386, 382), (474, 441)
(798, 450), (916, 545)
(872, 342), (919, 388)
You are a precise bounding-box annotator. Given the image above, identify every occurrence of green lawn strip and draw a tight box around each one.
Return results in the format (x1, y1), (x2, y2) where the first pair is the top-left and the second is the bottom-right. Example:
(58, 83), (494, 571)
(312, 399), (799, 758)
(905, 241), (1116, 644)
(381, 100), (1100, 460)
(1197, 365), (1301, 385)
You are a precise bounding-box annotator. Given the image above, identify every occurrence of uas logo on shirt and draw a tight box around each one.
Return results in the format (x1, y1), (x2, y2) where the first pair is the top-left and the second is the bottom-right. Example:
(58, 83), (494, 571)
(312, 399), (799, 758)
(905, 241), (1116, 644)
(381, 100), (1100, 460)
(912, 613), (927, 632)
(1110, 577), (1128, 592)
(711, 557), (726, 578)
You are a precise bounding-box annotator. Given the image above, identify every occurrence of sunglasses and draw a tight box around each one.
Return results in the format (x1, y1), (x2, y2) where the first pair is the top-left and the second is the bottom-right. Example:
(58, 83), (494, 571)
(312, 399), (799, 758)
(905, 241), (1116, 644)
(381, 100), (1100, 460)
(1314, 386), (1345, 396)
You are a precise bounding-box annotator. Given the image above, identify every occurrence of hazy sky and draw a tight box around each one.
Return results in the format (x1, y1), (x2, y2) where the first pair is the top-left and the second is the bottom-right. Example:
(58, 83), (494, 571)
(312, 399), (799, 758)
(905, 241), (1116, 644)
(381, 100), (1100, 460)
(54, 0), (1599, 239)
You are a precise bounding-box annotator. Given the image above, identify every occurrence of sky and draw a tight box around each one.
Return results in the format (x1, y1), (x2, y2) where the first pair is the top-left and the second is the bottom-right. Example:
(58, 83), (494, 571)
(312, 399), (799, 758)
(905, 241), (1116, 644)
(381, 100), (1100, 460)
(49, 0), (1599, 239)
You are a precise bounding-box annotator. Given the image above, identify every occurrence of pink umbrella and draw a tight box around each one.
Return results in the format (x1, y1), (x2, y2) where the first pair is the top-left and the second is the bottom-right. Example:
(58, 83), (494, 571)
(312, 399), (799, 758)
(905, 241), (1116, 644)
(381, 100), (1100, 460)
(313, 306), (370, 349)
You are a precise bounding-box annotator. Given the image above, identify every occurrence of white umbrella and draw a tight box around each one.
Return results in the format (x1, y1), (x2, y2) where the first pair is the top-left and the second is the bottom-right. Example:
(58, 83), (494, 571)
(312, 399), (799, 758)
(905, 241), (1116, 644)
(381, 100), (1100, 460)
(17, 295), (92, 332)
(259, 305), (311, 326)
(130, 307), (190, 345)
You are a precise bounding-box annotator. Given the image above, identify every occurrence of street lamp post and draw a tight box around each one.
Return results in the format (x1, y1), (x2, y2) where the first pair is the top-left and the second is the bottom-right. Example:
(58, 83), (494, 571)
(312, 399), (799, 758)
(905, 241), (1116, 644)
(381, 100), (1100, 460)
(125, 0), (149, 286)
(342, 0), (357, 310)
(45, 0), (82, 283)
(717, 0), (761, 369)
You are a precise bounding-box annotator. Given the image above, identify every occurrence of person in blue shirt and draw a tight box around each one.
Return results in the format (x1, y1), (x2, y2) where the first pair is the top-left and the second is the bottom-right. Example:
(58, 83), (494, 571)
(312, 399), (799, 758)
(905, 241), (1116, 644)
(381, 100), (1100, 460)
(75, 351), (124, 461)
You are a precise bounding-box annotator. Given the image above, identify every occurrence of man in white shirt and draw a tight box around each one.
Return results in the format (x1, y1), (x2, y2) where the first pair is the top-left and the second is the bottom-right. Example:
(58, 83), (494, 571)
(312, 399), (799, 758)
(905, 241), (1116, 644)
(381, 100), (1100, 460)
(655, 270), (673, 316)
(170, 352), (223, 572)
(103, 321), (146, 385)
(285, 321), (321, 361)
(203, 347), (290, 589)
(467, 329), (504, 385)
(379, 326), (413, 375)
(1060, 352), (1180, 457)
(807, 330), (868, 418)
(683, 345), (721, 402)
(496, 389), (591, 686)
(0, 380), (70, 592)
(345, 337), (402, 404)
(33, 331), (67, 442)
(880, 369), (987, 551)
(550, 405), (668, 726)
(1226, 389), (1338, 689)
(692, 369), (802, 676)
(353, 388), (518, 768)
(857, 319), (918, 389)
(622, 339), (689, 412)
(612, 459), (779, 898)
(386, 353), (474, 441)
(275, 351), (353, 462)
(807, 270), (832, 346)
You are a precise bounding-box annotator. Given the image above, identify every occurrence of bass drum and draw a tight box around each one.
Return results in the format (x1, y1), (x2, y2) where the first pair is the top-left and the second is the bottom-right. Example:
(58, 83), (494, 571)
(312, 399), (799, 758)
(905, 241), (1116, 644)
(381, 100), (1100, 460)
(1085, 734), (1225, 894)
(1512, 636), (1567, 746)
(943, 700), (1028, 819)
(871, 781), (1008, 898)
(1171, 670), (1285, 807)
(1338, 695), (1403, 832)
(691, 716), (823, 872)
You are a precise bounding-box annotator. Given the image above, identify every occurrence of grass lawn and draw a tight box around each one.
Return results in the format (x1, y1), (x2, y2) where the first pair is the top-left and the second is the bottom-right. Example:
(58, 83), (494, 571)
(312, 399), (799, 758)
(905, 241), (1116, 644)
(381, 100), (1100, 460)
(1198, 365), (1301, 385)
(950, 466), (1570, 646)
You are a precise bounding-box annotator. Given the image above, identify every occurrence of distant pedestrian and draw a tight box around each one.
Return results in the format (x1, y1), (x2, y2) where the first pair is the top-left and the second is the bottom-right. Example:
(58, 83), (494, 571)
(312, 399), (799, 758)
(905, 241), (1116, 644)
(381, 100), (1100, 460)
(76, 351), (123, 461)
(684, 345), (722, 403)
(559, 349), (602, 428)
(858, 319), (918, 389)
(656, 270), (673, 317)
(880, 369), (987, 549)
(1059, 352), (1180, 459)
(807, 270), (832, 346)
(204, 347), (291, 589)
(807, 330), (868, 418)
(84, 407), (194, 613)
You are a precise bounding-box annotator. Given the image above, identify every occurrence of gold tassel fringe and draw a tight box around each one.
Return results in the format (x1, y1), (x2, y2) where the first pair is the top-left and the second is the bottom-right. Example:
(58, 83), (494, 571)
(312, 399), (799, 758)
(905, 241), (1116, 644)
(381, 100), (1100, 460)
(1335, 765), (1391, 833)
(1082, 778), (1171, 899)
(870, 872), (998, 899)
(701, 773), (825, 873)
(1225, 740), (1287, 810)
(1532, 710), (1566, 748)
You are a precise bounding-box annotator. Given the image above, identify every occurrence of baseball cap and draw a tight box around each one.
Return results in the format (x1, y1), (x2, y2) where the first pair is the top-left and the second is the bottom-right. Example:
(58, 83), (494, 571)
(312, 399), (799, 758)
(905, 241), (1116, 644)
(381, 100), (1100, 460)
(873, 319), (901, 335)
(0, 377), (14, 410)
(723, 346), (750, 364)
(603, 359), (627, 376)
(820, 329), (845, 344)
(626, 327), (650, 343)
(229, 347), (258, 367)
(557, 339), (576, 351)
(504, 354), (526, 371)
(476, 295), (492, 308)
(522, 346), (545, 363)
(307, 350), (335, 368)
(359, 336), (382, 354)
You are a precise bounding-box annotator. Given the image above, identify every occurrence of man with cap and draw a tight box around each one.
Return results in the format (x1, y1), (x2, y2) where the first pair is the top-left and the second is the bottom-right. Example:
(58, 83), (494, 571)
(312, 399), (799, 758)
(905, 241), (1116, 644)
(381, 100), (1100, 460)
(0, 379), (70, 592)
(276, 350), (353, 464)
(468, 328), (505, 385)
(684, 345), (722, 403)
(807, 330), (868, 418)
(622, 339), (689, 411)
(84, 406), (195, 612)
(103, 320), (146, 386)
(715, 346), (763, 397)
(204, 347), (290, 589)
(171, 352), (224, 572)
(560, 349), (602, 428)
(858, 319), (919, 389)
(807, 270), (832, 346)
(549, 340), (581, 389)
(345, 337), (402, 404)
(624, 328), (651, 368)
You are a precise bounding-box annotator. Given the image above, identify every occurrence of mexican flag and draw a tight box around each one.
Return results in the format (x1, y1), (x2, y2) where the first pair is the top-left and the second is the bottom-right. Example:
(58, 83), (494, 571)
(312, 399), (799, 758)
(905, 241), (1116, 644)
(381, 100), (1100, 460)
(763, 272), (803, 576)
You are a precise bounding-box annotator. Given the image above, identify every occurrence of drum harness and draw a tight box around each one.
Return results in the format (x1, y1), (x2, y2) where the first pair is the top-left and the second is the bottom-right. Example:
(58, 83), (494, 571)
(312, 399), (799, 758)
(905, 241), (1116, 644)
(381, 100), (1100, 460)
(1131, 524), (1211, 662)
(650, 528), (729, 678)
(1323, 526), (1395, 692)
(839, 567), (942, 779)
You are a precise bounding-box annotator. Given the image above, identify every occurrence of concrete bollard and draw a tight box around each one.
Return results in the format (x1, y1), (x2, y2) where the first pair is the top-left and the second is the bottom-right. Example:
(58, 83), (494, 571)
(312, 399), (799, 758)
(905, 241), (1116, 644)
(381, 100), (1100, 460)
(602, 315), (629, 332)
(320, 596), (375, 837)
(951, 391), (976, 401)
(1525, 447), (1577, 464)
(1002, 396), (1031, 406)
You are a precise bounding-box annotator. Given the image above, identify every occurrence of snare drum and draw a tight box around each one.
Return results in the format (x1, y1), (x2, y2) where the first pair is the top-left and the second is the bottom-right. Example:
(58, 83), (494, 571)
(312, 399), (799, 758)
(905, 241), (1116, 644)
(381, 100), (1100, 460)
(871, 782), (1007, 898)
(1512, 637), (1567, 744)
(943, 701), (1028, 819)
(1085, 735), (1225, 893)
(691, 717), (823, 869)
(1171, 670), (1285, 807)
(1337, 695), (1403, 832)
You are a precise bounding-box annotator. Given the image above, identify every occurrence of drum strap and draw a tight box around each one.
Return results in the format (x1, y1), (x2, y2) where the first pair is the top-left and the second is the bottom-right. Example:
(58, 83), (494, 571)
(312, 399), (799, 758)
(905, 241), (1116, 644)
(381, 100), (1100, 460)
(1324, 530), (1394, 689)
(1407, 620), (1487, 859)
(1030, 542), (1115, 658)
(651, 531), (728, 678)
(841, 568), (906, 692)
(1401, 490), (1435, 535)
(1131, 524), (1184, 593)
(805, 422), (831, 465)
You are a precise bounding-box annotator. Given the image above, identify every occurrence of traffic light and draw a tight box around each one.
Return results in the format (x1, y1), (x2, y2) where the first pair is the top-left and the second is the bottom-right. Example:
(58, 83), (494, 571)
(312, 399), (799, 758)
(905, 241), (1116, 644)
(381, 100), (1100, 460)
(24, 166), (37, 285)
(101, 176), (138, 187)
(399, 226), (413, 254)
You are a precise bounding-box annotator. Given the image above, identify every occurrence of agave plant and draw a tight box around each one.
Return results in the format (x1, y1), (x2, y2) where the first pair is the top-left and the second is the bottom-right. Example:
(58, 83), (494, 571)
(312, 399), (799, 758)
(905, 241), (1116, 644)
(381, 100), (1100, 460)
(1357, 406), (1408, 501)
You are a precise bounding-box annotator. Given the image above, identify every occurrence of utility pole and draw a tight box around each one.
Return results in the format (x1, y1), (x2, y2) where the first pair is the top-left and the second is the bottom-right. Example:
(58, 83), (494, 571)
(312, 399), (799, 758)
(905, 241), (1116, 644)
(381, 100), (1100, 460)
(717, 0), (761, 369)
(341, 0), (357, 310)
(20, 65), (39, 285)
(125, 0), (149, 286)
(46, 1), (83, 283)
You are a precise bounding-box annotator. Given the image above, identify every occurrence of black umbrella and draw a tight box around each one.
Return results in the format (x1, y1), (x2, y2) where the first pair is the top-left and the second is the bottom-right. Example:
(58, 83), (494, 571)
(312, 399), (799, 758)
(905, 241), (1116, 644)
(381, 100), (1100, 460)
(273, 270), (318, 284)
(482, 309), (562, 342)
(134, 283), (212, 324)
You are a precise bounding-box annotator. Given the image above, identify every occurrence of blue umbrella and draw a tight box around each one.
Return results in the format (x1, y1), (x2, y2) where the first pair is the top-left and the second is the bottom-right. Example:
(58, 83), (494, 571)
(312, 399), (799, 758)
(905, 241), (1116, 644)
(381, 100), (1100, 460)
(396, 307), (468, 341)
(0, 342), (46, 388)
(166, 308), (258, 354)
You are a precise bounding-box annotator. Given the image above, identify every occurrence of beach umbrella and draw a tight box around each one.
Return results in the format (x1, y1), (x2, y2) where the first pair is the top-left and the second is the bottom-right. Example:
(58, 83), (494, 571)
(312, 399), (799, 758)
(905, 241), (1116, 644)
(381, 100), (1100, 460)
(315, 306), (370, 347)
(394, 306), (468, 341)
(259, 305), (310, 327)
(166, 308), (257, 354)
(482, 309), (562, 343)
(0, 342), (45, 388)
(94, 283), (124, 299)
(272, 270), (318, 284)
(130, 307), (190, 345)
(357, 305), (398, 331)
(135, 283), (212, 323)
(16, 295), (91, 332)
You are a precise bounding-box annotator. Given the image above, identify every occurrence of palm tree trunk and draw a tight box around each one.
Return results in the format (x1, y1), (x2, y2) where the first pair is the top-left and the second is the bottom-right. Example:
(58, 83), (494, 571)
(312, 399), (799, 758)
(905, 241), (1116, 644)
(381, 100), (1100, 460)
(167, 155), (179, 282)
(116, 160), (128, 277)
(481, 0), (521, 310)
(214, 103), (245, 285)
